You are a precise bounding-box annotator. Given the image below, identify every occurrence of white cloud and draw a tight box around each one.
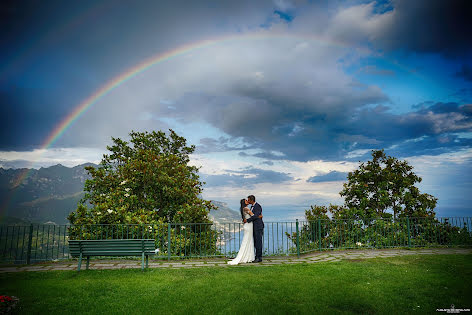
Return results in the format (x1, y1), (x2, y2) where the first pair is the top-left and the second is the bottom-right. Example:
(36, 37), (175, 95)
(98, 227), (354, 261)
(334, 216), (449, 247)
(0, 148), (103, 169)
(273, 0), (295, 12)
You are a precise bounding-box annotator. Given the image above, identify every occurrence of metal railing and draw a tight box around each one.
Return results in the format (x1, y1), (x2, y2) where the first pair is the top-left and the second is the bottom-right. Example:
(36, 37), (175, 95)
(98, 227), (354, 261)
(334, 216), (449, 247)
(1, 217), (471, 264)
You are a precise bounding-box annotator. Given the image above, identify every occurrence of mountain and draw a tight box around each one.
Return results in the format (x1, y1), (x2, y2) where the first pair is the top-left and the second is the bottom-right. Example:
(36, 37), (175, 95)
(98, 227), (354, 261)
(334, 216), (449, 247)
(0, 163), (95, 224)
(0, 164), (241, 225)
(209, 201), (242, 223)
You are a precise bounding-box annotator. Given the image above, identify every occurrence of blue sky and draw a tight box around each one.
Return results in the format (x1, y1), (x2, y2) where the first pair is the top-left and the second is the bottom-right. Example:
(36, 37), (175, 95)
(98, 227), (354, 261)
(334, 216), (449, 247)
(1, 0), (471, 219)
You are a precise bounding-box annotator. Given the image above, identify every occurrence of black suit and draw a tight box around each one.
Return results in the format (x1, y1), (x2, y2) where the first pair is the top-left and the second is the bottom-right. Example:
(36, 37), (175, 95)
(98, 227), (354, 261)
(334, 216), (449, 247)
(247, 202), (264, 260)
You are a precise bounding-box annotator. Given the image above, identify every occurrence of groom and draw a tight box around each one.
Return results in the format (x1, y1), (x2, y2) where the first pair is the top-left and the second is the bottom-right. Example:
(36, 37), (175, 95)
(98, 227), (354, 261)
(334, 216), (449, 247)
(244, 195), (264, 263)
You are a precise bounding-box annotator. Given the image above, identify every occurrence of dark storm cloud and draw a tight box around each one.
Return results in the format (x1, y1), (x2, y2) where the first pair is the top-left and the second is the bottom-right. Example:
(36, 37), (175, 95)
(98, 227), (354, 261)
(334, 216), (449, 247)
(325, 0), (472, 58)
(202, 167), (292, 187)
(307, 171), (348, 183)
(456, 64), (472, 82)
(381, 0), (472, 57)
(0, 0), (282, 149)
(350, 103), (472, 142)
(177, 95), (472, 162)
(390, 135), (472, 158)
(0, 88), (72, 150)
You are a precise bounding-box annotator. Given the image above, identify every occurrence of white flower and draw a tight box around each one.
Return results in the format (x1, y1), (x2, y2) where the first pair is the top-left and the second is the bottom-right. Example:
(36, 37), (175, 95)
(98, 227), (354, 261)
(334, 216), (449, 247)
(356, 242), (362, 246)
(154, 248), (160, 253)
(120, 180), (127, 185)
(97, 212), (101, 215)
(107, 209), (113, 214)
(181, 226), (186, 230)
(124, 193), (130, 197)
(124, 188), (130, 192)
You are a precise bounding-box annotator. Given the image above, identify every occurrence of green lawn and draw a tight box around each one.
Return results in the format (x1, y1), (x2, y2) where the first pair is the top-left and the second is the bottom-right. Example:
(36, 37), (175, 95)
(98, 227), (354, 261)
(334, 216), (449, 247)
(1, 254), (471, 314)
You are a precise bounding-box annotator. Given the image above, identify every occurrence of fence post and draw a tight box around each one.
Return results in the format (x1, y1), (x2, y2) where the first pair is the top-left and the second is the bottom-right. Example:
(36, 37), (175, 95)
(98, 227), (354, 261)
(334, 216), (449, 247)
(167, 223), (171, 261)
(318, 219), (322, 251)
(26, 224), (33, 264)
(296, 219), (300, 258)
(406, 217), (411, 248)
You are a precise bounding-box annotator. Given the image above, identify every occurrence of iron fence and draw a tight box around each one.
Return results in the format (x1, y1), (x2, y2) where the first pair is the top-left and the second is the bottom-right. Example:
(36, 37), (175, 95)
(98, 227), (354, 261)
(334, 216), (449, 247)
(0, 217), (471, 264)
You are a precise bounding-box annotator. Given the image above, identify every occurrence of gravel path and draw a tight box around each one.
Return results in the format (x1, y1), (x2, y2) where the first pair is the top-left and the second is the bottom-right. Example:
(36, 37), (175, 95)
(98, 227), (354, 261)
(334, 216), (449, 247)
(1, 248), (470, 273)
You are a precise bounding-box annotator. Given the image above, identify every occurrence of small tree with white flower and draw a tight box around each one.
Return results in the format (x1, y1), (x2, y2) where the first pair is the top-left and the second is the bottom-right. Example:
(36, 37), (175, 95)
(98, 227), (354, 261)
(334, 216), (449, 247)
(67, 130), (218, 255)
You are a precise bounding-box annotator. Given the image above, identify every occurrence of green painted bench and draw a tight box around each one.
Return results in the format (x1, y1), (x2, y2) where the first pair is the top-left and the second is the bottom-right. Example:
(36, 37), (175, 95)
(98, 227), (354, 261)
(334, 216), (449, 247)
(68, 239), (156, 271)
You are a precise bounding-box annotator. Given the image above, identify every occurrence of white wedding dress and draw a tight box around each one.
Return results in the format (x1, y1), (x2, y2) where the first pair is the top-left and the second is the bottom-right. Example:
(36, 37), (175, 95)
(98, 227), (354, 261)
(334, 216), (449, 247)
(227, 210), (255, 265)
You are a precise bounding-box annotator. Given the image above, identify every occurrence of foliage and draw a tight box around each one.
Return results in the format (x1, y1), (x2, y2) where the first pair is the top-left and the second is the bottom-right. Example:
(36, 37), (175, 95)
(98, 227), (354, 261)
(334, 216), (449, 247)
(68, 129), (215, 226)
(340, 149), (437, 219)
(289, 149), (468, 252)
(286, 205), (472, 253)
(66, 130), (218, 254)
(288, 209), (472, 253)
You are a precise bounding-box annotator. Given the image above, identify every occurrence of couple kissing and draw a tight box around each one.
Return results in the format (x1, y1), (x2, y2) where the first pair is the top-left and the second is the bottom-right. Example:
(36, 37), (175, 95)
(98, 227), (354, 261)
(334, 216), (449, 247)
(228, 195), (264, 265)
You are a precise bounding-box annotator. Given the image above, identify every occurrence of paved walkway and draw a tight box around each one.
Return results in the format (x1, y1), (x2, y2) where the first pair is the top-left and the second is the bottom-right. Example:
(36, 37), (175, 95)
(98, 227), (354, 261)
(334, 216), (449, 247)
(1, 248), (470, 273)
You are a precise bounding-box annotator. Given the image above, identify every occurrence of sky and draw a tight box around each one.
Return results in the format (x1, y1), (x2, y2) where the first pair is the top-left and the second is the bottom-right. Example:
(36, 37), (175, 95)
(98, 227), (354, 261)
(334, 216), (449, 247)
(1, 0), (471, 220)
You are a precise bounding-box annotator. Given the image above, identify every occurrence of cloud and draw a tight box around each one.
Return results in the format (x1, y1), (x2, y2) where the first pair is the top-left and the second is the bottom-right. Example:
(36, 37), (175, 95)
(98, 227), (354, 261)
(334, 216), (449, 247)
(2, 0), (471, 166)
(360, 65), (395, 77)
(196, 137), (252, 154)
(273, 0), (295, 12)
(456, 64), (472, 82)
(0, 147), (103, 169)
(326, 0), (472, 57)
(202, 167), (292, 187)
(307, 171), (348, 183)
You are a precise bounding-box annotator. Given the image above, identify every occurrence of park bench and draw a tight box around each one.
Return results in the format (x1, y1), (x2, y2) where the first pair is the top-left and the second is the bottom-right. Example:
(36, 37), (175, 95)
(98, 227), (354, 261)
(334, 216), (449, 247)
(68, 239), (156, 271)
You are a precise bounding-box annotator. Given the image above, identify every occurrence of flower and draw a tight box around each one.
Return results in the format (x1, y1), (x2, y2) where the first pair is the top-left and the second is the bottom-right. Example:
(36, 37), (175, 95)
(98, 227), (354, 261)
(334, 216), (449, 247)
(356, 242), (363, 246)
(124, 193), (130, 197)
(120, 180), (127, 185)
(107, 209), (113, 214)
(124, 188), (130, 192)
(154, 248), (160, 253)
(97, 212), (101, 215)
(0, 295), (19, 313)
(181, 226), (186, 230)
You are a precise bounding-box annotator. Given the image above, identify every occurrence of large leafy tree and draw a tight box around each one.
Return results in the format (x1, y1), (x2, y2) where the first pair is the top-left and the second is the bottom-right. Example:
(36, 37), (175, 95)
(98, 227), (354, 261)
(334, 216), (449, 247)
(340, 150), (437, 219)
(68, 129), (215, 225)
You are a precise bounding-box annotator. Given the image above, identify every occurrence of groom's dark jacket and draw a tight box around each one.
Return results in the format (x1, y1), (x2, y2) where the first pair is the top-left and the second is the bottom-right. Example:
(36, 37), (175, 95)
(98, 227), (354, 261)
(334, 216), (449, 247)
(247, 202), (264, 230)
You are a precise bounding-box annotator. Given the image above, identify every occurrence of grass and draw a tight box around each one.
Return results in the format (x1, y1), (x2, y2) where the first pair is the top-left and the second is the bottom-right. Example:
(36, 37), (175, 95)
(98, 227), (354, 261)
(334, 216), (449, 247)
(1, 254), (471, 314)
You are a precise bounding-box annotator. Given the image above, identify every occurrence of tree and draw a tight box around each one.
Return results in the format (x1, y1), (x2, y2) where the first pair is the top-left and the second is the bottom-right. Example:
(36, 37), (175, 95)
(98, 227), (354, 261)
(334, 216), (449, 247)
(68, 129), (216, 226)
(340, 149), (437, 219)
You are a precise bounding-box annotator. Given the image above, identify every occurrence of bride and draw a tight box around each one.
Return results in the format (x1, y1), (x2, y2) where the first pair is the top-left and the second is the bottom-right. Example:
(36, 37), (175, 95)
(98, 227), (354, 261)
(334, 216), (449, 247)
(228, 198), (258, 265)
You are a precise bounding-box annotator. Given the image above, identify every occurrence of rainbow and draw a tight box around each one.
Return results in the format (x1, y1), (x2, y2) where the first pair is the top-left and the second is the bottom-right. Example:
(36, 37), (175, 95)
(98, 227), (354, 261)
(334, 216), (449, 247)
(40, 32), (358, 149)
(0, 31), (377, 219)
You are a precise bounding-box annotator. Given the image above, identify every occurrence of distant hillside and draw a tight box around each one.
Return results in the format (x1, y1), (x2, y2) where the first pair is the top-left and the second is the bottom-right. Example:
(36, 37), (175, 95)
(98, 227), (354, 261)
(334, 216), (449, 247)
(0, 163), (95, 224)
(210, 201), (242, 223)
(0, 164), (241, 225)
